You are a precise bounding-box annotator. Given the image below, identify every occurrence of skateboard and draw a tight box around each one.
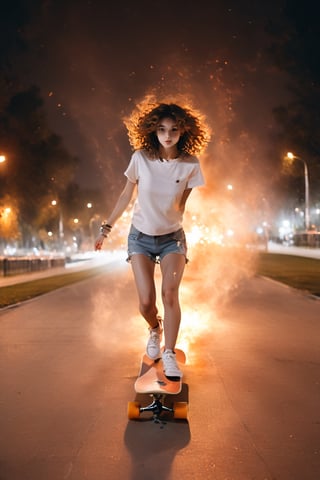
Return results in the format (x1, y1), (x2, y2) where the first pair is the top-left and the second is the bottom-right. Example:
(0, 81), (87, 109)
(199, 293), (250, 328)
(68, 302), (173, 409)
(127, 348), (188, 421)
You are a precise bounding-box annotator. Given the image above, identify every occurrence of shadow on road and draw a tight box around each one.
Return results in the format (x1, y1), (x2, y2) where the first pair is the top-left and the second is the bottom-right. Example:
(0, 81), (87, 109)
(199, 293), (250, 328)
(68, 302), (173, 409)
(124, 383), (191, 479)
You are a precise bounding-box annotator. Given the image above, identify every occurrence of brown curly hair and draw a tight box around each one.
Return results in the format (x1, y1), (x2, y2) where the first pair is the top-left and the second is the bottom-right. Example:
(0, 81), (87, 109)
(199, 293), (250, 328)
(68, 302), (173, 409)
(124, 102), (210, 157)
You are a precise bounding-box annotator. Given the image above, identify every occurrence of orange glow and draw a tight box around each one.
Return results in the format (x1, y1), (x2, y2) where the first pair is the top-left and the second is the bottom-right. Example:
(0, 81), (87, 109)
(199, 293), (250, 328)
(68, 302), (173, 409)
(0, 199), (19, 239)
(176, 305), (212, 363)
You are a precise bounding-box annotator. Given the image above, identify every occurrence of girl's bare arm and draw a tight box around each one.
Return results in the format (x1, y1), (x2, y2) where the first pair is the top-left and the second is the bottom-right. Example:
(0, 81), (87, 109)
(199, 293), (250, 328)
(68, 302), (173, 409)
(95, 179), (136, 250)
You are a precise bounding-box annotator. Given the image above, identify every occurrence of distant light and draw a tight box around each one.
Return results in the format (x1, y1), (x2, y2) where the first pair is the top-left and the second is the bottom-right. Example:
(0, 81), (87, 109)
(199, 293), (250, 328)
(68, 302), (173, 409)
(227, 184), (233, 191)
(87, 202), (93, 208)
(282, 219), (290, 228)
(287, 152), (294, 159)
(0, 155), (6, 163)
(73, 218), (79, 224)
(2, 207), (11, 219)
(51, 200), (57, 206)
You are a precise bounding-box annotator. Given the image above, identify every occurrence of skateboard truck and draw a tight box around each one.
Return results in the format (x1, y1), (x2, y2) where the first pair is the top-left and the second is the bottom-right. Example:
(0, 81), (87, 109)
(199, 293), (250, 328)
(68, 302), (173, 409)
(139, 394), (173, 422)
(127, 395), (188, 421)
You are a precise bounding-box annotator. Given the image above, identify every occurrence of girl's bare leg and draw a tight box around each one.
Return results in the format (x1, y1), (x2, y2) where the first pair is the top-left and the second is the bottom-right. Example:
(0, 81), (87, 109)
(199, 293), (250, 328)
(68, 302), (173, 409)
(130, 254), (159, 329)
(160, 253), (186, 350)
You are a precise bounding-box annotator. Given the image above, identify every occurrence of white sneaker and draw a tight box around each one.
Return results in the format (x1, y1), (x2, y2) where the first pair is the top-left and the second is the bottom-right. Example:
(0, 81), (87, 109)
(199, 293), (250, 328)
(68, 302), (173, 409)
(146, 321), (162, 360)
(162, 350), (182, 378)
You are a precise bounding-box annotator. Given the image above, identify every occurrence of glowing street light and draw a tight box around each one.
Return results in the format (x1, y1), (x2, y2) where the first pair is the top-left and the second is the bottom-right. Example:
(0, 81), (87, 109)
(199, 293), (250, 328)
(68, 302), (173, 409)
(51, 199), (64, 248)
(286, 152), (310, 230)
(0, 155), (6, 163)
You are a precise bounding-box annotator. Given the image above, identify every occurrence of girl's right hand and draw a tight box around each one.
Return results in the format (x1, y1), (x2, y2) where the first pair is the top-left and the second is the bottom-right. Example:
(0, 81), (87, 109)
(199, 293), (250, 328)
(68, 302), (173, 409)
(94, 234), (105, 251)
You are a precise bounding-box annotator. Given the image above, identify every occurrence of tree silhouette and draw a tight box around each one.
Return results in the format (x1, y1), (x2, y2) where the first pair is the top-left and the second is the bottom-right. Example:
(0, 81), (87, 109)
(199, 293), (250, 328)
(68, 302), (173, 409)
(0, 86), (78, 247)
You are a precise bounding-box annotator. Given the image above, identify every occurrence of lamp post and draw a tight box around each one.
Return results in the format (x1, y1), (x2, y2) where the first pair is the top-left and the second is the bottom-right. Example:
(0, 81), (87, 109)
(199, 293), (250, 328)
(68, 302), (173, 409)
(51, 199), (64, 249)
(286, 152), (310, 231)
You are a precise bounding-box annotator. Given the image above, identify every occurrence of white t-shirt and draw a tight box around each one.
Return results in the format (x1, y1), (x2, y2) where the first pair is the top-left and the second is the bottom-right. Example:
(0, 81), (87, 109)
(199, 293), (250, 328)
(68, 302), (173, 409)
(124, 149), (205, 235)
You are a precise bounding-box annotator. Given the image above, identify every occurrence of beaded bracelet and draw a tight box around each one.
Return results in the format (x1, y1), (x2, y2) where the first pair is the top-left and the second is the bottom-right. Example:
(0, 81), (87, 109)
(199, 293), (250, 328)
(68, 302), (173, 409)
(100, 223), (112, 237)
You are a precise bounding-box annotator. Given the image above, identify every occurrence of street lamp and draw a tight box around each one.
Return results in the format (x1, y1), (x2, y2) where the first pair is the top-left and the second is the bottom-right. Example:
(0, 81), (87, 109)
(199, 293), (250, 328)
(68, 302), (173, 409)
(286, 152), (310, 230)
(0, 155), (6, 163)
(51, 199), (64, 248)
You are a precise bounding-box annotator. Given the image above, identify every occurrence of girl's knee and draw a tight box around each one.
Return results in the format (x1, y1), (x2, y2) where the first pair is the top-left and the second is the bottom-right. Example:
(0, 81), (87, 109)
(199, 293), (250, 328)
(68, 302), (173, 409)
(139, 299), (156, 316)
(162, 288), (179, 307)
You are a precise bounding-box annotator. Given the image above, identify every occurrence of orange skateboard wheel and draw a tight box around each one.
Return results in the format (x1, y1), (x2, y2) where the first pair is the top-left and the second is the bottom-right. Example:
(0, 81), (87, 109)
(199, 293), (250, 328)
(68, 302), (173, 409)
(127, 401), (141, 419)
(173, 402), (188, 419)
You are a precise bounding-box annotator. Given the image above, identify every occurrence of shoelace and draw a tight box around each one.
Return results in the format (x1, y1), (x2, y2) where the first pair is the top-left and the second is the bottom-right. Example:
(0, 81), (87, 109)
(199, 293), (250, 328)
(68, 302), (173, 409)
(163, 352), (175, 361)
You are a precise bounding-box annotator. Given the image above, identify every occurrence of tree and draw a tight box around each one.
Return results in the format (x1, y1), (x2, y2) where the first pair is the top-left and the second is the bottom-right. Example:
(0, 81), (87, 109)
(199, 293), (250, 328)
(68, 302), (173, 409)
(0, 86), (79, 247)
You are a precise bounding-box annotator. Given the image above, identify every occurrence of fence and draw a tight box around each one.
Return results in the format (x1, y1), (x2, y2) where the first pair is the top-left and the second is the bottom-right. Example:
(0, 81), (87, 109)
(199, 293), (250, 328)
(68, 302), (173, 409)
(293, 232), (320, 248)
(0, 256), (66, 277)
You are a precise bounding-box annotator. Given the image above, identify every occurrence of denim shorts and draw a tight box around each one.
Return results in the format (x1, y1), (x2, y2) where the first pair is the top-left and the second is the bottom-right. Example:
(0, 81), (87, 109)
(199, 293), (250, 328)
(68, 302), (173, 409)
(127, 225), (188, 263)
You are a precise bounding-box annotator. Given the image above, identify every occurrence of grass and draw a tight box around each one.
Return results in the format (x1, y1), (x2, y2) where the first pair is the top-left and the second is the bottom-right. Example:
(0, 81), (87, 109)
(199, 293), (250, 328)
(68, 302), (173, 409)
(0, 265), (108, 308)
(256, 253), (320, 297)
(1, 252), (320, 309)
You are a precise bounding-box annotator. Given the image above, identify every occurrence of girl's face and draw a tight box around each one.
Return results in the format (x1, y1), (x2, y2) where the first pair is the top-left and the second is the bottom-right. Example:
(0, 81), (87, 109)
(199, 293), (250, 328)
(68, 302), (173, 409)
(156, 117), (182, 150)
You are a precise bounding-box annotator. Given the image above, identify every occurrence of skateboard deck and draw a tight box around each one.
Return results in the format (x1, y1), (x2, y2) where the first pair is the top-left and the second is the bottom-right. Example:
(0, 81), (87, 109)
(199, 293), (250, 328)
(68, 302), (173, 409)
(128, 348), (188, 421)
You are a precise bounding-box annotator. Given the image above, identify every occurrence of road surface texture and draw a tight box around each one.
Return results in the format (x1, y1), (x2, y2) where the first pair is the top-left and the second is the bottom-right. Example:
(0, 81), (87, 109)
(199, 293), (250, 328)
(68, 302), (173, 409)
(1, 250), (320, 480)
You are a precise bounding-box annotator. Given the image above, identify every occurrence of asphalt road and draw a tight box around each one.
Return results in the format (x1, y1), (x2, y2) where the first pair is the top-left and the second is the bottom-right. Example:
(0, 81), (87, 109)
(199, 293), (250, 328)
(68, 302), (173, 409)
(1, 252), (320, 480)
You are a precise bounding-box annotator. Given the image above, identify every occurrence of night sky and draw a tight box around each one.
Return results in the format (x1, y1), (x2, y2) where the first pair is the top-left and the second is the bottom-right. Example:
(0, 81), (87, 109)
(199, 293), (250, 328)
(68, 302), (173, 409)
(4, 0), (289, 201)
